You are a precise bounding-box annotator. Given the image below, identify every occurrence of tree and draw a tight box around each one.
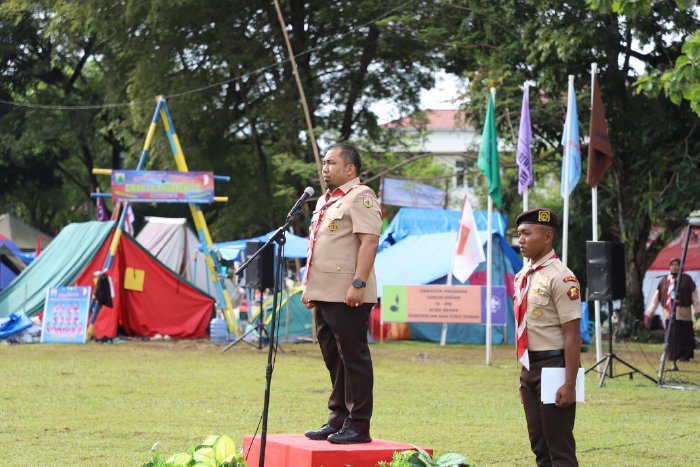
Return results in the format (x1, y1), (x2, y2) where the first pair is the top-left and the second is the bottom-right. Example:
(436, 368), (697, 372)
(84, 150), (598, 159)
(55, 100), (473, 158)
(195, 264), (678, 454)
(412, 0), (700, 325)
(589, 0), (700, 116)
(0, 1), (132, 233)
(1, 0), (445, 239)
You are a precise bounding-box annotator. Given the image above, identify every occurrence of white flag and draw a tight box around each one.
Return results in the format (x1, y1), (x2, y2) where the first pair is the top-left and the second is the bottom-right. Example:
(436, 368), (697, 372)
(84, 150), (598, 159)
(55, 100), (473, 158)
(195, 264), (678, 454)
(452, 195), (485, 282)
(124, 204), (135, 235)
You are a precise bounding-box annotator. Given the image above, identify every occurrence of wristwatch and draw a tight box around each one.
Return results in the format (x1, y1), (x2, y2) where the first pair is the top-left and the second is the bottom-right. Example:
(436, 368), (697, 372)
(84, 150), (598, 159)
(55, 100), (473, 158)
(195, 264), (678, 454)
(352, 278), (366, 289)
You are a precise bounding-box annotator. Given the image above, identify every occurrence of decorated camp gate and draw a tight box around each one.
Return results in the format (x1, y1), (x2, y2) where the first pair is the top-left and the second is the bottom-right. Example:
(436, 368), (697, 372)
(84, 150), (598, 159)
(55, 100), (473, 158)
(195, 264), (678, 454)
(91, 96), (237, 336)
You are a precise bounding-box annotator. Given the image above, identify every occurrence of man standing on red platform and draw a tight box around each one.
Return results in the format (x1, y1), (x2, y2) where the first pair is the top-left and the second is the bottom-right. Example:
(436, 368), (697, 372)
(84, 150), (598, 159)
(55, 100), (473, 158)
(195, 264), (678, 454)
(301, 143), (382, 444)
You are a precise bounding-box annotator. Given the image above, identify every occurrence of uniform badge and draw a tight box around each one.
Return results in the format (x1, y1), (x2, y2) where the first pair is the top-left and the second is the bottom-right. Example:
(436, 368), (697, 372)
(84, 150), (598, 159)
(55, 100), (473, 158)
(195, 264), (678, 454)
(538, 211), (551, 222)
(328, 220), (337, 232)
(563, 276), (579, 283)
(567, 286), (580, 300)
(532, 308), (544, 318)
(361, 193), (374, 208)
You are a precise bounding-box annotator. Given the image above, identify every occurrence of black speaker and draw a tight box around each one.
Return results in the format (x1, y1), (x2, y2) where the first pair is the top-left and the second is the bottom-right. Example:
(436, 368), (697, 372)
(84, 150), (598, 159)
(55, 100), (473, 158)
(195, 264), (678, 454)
(245, 241), (274, 290)
(586, 241), (626, 301)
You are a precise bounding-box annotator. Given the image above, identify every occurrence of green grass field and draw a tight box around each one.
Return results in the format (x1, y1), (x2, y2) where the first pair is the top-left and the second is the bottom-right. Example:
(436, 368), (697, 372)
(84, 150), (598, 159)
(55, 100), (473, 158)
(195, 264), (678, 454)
(1, 339), (698, 466)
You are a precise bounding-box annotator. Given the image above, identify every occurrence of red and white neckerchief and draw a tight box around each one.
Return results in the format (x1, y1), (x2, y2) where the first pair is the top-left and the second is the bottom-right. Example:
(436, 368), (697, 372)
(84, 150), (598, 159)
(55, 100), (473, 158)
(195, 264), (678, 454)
(664, 274), (676, 319)
(303, 184), (358, 284)
(513, 251), (558, 370)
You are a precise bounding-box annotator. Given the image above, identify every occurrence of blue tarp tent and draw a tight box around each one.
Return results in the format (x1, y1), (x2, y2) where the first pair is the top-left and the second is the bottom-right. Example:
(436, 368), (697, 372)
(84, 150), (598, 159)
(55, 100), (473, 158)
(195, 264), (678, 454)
(0, 238), (32, 290)
(375, 207), (522, 345)
(213, 230), (309, 261)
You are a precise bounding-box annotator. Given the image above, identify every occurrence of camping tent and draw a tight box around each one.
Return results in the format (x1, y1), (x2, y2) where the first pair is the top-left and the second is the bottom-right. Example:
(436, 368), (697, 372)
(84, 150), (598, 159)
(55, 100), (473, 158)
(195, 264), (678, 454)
(375, 207), (522, 344)
(0, 237), (30, 290)
(643, 228), (700, 310)
(136, 216), (235, 297)
(213, 230), (309, 262)
(0, 212), (53, 251)
(254, 287), (312, 342)
(0, 222), (114, 317)
(0, 221), (214, 339)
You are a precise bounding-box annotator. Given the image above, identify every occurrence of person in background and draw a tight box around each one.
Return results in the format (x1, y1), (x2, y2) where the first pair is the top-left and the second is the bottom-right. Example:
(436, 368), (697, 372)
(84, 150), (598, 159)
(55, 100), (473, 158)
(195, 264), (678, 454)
(645, 257), (700, 371)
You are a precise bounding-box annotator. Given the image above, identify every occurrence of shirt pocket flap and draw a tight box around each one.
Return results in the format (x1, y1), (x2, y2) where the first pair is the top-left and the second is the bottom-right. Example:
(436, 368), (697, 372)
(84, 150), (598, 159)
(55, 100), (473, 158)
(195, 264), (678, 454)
(316, 259), (355, 274)
(529, 293), (550, 306)
(326, 209), (346, 221)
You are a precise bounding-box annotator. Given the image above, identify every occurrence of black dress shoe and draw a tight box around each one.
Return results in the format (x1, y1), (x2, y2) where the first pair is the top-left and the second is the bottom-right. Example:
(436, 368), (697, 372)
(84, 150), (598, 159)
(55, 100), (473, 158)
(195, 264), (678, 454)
(327, 428), (371, 444)
(304, 424), (339, 440)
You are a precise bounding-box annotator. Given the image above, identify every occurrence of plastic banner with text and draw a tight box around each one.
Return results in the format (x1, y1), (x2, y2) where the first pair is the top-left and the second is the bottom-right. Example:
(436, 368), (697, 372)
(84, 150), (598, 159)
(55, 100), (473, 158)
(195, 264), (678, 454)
(111, 170), (215, 203)
(381, 285), (506, 324)
(41, 286), (91, 344)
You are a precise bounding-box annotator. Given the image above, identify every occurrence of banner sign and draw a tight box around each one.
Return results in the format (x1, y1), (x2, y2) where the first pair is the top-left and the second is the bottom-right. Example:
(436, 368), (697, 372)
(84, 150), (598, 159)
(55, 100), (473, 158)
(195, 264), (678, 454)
(381, 177), (446, 209)
(41, 286), (91, 344)
(381, 285), (506, 324)
(111, 170), (215, 203)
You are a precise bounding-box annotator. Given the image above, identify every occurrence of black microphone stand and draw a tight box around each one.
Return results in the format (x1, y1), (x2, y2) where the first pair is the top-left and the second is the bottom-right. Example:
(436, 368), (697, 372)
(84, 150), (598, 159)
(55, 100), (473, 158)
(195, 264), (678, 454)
(230, 206), (304, 467)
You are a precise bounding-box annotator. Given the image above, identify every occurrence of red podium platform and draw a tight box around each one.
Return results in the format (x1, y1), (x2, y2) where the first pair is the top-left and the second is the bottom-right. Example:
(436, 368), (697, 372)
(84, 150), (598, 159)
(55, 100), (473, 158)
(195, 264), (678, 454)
(242, 434), (432, 467)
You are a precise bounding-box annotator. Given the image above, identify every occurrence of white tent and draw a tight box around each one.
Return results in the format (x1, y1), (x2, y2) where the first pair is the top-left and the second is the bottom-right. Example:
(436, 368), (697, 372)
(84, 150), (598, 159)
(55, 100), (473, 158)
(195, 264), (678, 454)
(136, 217), (237, 301)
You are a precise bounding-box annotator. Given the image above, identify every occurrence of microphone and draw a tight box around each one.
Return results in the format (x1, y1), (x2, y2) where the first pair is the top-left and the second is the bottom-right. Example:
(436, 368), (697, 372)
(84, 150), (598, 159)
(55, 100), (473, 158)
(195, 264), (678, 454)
(287, 186), (314, 219)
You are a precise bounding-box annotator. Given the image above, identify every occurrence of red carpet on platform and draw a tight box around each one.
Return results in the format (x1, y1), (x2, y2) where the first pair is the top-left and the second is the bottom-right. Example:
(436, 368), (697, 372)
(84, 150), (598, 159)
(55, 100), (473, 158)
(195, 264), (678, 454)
(243, 434), (432, 467)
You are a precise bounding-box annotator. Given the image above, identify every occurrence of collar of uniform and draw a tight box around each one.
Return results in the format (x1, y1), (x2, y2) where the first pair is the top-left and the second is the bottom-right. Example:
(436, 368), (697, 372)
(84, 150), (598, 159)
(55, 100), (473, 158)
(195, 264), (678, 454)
(326, 177), (360, 198)
(529, 249), (556, 269)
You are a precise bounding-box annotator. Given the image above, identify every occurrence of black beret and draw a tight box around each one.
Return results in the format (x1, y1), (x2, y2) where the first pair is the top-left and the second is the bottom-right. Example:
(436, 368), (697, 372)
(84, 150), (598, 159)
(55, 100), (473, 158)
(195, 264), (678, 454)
(516, 207), (559, 228)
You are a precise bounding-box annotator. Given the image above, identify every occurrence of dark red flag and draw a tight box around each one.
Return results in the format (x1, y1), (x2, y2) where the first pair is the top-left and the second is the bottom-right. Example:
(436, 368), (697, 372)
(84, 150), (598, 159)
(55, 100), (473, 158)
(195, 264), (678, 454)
(587, 75), (614, 187)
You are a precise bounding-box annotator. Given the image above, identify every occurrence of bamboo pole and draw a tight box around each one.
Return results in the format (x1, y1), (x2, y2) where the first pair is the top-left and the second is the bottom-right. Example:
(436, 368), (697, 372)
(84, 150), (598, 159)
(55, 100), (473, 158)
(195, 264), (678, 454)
(272, 0), (324, 190)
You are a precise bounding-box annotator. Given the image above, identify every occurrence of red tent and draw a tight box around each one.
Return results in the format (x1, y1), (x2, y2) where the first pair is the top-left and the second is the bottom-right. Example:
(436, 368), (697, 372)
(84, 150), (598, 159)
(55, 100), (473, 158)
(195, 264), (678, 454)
(648, 227), (700, 271)
(74, 231), (214, 339)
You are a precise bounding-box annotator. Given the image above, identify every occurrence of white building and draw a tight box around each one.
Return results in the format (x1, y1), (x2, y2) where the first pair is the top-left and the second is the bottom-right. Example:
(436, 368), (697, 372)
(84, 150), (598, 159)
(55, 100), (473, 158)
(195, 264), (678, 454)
(380, 109), (482, 209)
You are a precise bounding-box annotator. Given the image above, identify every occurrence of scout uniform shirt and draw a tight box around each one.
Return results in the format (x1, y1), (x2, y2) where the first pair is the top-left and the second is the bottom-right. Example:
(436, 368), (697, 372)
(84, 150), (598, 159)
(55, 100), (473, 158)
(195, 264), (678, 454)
(516, 250), (581, 351)
(303, 177), (382, 304)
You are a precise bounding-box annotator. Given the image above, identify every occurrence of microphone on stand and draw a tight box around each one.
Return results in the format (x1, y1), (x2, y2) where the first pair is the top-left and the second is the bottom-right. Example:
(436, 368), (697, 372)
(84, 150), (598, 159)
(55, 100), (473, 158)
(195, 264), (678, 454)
(287, 186), (314, 220)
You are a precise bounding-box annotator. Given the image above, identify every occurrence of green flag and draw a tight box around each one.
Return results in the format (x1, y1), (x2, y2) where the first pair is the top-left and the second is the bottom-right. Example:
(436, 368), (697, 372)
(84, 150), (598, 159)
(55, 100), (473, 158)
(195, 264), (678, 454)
(477, 94), (502, 207)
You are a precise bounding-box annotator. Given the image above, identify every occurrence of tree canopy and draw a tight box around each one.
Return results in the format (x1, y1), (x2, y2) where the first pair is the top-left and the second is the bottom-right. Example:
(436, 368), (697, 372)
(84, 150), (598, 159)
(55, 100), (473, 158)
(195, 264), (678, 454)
(1, 0), (698, 321)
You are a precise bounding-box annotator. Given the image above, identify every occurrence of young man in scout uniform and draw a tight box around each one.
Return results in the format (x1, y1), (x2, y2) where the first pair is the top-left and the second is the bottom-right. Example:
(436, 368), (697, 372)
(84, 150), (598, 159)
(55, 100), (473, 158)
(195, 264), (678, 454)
(301, 143), (382, 444)
(514, 207), (581, 466)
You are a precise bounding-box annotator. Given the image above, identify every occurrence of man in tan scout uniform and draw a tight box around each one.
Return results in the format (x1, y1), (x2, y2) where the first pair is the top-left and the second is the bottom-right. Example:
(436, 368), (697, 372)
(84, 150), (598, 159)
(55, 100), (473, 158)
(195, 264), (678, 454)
(302, 143), (381, 444)
(514, 207), (581, 467)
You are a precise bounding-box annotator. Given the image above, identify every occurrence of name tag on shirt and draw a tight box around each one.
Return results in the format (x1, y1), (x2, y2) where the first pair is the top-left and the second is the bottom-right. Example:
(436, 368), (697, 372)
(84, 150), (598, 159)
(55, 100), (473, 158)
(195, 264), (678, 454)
(540, 368), (585, 404)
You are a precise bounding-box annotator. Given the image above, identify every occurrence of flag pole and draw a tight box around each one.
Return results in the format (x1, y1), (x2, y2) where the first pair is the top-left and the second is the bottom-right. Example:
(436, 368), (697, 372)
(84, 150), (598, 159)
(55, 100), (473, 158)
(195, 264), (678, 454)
(523, 82), (529, 212)
(562, 75), (574, 267)
(590, 63), (603, 361)
(523, 187), (529, 212)
(441, 261), (456, 346)
(485, 87), (496, 365)
(441, 210), (459, 346)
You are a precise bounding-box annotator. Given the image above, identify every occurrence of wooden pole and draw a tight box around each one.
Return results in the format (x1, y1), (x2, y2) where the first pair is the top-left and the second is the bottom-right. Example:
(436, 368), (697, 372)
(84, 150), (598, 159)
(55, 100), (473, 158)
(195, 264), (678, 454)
(272, 0), (324, 190)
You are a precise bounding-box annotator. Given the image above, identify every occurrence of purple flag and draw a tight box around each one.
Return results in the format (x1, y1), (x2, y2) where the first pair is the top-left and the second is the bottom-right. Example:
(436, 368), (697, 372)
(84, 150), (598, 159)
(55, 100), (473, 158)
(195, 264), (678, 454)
(516, 87), (533, 194)
(96, 192), (109, 221)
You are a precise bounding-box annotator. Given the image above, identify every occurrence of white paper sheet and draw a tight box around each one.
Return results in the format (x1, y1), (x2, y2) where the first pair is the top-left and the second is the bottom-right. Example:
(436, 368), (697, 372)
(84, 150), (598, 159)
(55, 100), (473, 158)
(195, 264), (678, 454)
(540, 367), (585, 404)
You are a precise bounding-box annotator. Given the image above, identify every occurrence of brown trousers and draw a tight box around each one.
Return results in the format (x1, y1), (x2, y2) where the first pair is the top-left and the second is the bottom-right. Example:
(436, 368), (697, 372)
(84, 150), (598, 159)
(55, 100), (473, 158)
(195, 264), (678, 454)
(314, 301), (373, 434)
(520, 355), (578, 467)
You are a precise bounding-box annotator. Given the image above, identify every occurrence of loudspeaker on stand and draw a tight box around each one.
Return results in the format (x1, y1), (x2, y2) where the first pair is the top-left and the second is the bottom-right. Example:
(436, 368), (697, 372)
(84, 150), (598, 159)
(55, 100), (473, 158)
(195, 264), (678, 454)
(586, 241), (626, 301)
(245, 241), (274, 290)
